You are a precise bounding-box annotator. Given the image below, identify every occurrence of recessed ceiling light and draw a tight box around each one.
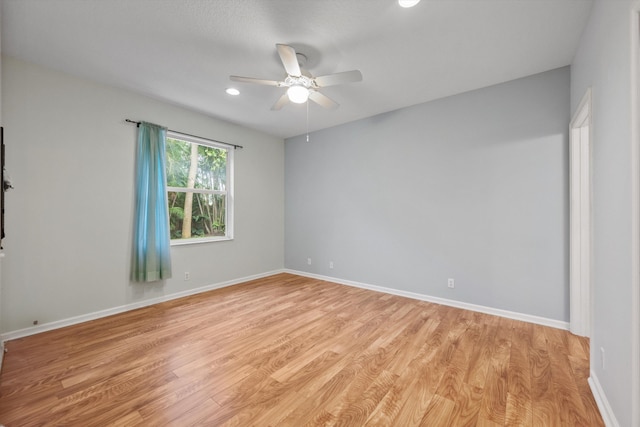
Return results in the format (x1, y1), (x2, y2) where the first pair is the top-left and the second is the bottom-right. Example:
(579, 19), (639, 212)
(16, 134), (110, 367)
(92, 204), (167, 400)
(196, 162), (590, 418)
(398, 0), (420, 7)
(225, 88), (240, 96)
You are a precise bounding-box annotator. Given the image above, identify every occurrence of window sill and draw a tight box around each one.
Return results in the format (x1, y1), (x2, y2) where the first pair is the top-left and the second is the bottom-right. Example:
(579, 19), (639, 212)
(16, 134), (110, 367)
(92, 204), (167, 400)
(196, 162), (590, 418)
(170, 236), (233, 246)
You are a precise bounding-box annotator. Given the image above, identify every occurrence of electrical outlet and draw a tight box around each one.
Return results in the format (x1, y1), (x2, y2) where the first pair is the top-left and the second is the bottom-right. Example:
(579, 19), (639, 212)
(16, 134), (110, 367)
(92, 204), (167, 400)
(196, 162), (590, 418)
(307, 257), (312, 265)
(329, 261), (334, 269)
(184, 272), (190, 281)
(447, 278), (455, 288)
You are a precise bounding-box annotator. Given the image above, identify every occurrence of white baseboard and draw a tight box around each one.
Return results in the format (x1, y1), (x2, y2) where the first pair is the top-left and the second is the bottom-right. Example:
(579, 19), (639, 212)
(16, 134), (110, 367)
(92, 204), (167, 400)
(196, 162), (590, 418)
(589, 371), (620, 427)
(285, 269), (570, 331)
(0, 269), (286, 343)
(0, 268), (569, 345)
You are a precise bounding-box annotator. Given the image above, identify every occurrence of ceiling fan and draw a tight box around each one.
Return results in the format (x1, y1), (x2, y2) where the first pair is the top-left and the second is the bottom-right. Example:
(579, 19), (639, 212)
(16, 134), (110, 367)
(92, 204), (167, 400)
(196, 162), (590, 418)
(230, 44), (363, 111)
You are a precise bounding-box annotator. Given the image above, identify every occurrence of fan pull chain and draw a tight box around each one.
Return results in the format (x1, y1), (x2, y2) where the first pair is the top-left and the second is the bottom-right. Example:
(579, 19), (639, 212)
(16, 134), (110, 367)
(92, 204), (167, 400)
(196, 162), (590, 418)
(306, 100), (310, 142)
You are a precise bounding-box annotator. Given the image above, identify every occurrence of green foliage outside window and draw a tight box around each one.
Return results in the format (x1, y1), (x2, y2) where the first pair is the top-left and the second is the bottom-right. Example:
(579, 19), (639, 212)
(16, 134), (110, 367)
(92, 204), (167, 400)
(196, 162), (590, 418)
(166, 137), (228, 240)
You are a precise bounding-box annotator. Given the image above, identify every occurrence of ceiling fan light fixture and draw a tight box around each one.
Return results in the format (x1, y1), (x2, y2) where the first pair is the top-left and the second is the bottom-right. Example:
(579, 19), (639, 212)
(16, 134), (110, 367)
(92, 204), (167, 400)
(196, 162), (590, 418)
(287, 85), (309, 104)
(230, 44), (361, 111)
(398, 0), (420, 7)
(225, 87), (240, 96)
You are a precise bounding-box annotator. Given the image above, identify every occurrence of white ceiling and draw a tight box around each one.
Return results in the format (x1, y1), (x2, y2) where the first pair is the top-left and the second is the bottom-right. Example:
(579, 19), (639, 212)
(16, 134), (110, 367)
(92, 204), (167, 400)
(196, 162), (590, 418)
(2, 0), (593, 139)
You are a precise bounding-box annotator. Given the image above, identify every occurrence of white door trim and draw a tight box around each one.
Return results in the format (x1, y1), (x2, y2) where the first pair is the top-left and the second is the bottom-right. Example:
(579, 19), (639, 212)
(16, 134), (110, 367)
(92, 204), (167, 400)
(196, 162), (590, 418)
(569, 88), (592, 338)
(629, 5), (640, 426)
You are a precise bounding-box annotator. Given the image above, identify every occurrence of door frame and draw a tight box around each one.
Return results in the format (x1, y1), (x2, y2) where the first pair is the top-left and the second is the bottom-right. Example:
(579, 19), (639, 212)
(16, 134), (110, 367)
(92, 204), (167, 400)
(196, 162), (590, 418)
(569, 88), (592, 338)
(630, 6), (640, 426)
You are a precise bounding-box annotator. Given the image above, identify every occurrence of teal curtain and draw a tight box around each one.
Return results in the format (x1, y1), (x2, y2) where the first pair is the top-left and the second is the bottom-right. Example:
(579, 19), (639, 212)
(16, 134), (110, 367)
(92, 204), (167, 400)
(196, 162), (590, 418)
(131, 122), (172, 282)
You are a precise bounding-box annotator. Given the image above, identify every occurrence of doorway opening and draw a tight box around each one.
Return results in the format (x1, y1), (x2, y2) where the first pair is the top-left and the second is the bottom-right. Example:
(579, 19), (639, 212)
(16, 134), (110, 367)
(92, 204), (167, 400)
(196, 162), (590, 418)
(569, 88), (592, 338)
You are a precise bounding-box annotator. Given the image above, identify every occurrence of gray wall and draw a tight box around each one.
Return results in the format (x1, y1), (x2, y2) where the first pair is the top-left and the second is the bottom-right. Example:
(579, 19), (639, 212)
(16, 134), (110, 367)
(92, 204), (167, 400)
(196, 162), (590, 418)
(571, 1), (635, 425)
(1, 56), (284, 333)
(286, 67), (570, 322)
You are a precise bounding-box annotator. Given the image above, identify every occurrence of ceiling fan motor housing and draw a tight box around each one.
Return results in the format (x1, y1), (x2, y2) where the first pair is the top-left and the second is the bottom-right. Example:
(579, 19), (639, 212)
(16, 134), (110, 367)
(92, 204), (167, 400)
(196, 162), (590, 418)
(281, 75), (315, 89)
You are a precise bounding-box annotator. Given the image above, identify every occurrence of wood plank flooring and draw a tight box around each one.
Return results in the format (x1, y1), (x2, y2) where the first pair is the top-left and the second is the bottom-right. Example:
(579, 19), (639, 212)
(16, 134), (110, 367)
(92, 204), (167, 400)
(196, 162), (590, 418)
(0, 273), (603, 426)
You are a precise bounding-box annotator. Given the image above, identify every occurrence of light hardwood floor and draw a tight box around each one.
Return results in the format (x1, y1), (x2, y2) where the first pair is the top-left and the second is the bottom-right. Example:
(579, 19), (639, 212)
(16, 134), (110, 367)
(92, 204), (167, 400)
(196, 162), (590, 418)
(0, 273), (603, 426)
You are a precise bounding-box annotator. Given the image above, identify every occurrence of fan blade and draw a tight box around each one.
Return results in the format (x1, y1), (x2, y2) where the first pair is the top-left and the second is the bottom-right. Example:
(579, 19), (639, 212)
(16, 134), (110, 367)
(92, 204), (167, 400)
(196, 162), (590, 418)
(276, 44), (302, 77)
(271, 93), (290, 111)
(230, 75), (280, 86)
(309, 91), (339, 110)
(314, 70), (363, 87)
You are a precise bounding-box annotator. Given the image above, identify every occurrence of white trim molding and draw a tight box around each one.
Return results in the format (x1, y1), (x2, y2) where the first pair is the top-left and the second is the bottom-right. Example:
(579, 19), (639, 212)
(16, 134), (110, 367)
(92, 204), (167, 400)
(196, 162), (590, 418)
(2, 269), (571, 345)
(589, 371), (621, 427)
(631, 4), (640, 426)
(569, 87), (593, 338)
(0, 269), (285, 343)
(285, 270), (570, 330)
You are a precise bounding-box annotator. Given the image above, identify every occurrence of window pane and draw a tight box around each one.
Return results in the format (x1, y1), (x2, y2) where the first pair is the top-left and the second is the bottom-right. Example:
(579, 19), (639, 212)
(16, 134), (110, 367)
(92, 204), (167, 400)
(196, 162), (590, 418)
(166, 138), (191, 188)
(166, 138), (227, 191)
(196, 145), (227, 191)
(168, 191), (226, 240)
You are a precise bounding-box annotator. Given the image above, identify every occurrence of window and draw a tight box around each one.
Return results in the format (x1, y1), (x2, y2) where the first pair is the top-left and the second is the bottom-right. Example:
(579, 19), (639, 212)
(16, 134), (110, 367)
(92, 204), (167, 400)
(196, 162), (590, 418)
(165, 131), (233, 244)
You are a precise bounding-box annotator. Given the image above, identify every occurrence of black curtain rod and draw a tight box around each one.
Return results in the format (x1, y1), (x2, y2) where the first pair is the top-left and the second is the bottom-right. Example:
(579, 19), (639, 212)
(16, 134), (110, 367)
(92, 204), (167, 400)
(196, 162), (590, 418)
(125, 119), (243, 150)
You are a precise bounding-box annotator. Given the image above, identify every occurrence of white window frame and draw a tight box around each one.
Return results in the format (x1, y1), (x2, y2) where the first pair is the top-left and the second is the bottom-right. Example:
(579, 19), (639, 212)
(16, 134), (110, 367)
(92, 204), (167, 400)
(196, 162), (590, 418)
(166, 130), (234, 245)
